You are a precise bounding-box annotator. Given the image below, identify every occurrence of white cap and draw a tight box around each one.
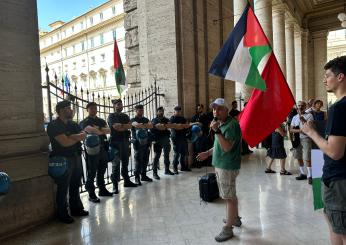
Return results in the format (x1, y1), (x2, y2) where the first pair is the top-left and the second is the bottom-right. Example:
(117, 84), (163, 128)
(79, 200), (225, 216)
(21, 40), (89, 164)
(210, 98), (229, 109)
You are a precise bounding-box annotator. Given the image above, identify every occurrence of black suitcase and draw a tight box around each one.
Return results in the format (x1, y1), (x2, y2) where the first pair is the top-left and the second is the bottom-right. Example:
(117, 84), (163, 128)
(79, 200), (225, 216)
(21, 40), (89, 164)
(199, 173), (219, 202)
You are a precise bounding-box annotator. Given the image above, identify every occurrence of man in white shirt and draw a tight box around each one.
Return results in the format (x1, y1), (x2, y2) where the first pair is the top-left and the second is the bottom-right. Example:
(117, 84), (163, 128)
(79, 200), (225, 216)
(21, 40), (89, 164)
(290, 101), (314, 184)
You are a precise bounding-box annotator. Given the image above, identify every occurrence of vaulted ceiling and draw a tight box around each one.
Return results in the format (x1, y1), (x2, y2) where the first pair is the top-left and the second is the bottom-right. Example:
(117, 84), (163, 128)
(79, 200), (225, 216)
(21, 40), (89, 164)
(281, 0), (345, 31)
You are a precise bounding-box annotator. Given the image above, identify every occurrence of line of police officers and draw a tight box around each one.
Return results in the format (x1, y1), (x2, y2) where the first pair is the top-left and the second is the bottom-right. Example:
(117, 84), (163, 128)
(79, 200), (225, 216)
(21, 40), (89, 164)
(47, 99), (206, 223)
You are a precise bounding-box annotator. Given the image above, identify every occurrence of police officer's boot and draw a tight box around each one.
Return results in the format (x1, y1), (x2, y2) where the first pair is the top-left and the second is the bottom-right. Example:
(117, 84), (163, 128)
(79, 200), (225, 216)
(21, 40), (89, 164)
(164, 164), (174, 175)
(153, 168), (160, 180)
(173, 165), (179, 175)
(112, 183), (119, 194)
(98, 187), (113, 197)
(135, 175), (142, 185)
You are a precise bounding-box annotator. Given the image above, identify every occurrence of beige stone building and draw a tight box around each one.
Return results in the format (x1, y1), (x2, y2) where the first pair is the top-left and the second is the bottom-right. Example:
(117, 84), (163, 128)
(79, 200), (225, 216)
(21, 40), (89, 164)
(1, 0), (346, 240)
(40, 0), (125, 97)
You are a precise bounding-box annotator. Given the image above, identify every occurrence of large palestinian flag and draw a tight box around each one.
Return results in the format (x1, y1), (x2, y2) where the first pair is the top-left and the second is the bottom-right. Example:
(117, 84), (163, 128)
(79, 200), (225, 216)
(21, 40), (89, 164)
(209, 4), (295, 147)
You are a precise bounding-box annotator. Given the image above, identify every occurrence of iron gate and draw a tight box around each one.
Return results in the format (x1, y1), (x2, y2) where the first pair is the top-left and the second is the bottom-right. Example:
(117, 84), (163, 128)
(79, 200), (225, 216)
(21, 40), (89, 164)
(42, 65), (164, 192)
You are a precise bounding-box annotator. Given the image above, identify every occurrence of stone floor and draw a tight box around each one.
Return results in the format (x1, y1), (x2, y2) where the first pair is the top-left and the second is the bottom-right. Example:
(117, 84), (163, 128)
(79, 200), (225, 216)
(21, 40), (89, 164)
(2, 147), (330, 245)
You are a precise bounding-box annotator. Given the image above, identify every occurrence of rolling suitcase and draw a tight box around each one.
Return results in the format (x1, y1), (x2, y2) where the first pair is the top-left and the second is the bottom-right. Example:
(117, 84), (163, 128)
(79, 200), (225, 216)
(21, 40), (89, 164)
(199, 172), (219, 202)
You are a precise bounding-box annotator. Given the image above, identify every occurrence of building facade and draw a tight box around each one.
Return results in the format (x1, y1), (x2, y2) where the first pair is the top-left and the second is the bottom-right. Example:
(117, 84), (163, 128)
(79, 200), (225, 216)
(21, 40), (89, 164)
(40, 0), (125, 103)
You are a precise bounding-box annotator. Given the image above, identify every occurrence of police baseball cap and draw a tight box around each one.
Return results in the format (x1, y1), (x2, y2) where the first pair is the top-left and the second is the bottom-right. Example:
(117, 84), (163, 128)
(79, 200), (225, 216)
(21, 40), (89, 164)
(111, 99), (122, 105)
(210, 98), (229, 110)
(56, 100), (71, 113)
(174, 106), (182, 111)
(86, 102), (97, 109)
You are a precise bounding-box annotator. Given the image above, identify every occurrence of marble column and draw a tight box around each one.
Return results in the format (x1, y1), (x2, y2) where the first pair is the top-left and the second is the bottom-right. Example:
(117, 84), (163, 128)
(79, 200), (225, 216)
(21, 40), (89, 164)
(0, 0), (54, 238)
(234, 0), (253, 102)
(294, 26), (303, 101)
(285, 18), (296, 98)
(312, 31), (328, 106)
(272, 4), (286, 76)
(255, 0), (273, 44)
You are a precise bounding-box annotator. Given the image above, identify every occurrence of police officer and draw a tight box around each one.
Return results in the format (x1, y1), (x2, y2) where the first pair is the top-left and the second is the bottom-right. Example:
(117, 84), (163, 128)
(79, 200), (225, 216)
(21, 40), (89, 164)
(79, 102), (113, 203)
(170, 106), (191, 174)
(47, 100), (89, 224)
(108, 99), (137, 193)
(130, 104), (153, 185)
(151, 107), (175, 179)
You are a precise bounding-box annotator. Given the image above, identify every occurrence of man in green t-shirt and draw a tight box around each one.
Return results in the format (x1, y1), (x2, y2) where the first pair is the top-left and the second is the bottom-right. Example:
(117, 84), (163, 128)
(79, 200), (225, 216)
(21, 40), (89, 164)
(197, 98), (242, 242)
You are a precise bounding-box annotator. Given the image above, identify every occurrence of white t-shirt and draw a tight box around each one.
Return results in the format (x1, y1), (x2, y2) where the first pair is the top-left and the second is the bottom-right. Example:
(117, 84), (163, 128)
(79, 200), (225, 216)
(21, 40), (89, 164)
(291, 113), (314, 139)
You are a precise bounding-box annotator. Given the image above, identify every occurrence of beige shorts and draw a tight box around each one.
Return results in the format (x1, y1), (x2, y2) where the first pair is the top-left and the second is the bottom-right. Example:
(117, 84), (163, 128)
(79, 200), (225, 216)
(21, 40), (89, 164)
(293, 137), (312, 162)
(214, 168), (239, 200)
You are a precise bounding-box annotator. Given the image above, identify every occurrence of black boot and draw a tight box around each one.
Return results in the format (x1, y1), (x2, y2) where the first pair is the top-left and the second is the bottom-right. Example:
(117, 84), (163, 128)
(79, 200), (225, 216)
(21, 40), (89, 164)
(113, 183), (119, 194)
(124, 180), (138, 187)
(135, 175), (142, 185)
(141, 175), (153, 182)
(164, 169), (174, 175)
(88, 192), (100, 203)
(153, 169), (160, 180)
(99, 187), (113, 197)
(173, 166), (179, 175)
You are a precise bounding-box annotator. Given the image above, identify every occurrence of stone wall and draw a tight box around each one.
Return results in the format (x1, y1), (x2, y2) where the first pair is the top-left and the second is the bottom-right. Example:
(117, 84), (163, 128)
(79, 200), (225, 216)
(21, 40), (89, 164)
(124, 0), (235, 119)
(0, 0), (54, 238)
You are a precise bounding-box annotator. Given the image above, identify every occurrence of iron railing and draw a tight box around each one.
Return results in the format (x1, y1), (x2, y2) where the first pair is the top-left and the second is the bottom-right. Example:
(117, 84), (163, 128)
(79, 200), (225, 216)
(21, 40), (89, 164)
(42, 65), (164, 192)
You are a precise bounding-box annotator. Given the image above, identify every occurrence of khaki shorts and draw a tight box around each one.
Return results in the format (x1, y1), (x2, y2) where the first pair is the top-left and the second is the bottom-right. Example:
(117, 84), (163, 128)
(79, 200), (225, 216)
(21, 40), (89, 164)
(214, 168), (239, 200)
(293, 137), (312, 162)
(323, 179), (346, 235)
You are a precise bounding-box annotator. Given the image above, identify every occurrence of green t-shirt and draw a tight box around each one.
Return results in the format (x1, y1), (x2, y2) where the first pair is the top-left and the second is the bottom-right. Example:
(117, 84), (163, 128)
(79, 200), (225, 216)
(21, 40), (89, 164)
(212, 117), (241, 170)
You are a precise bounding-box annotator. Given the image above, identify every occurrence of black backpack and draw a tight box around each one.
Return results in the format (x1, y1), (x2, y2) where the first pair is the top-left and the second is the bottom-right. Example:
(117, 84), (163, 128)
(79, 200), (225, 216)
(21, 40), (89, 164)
(199, 173), (219, 202)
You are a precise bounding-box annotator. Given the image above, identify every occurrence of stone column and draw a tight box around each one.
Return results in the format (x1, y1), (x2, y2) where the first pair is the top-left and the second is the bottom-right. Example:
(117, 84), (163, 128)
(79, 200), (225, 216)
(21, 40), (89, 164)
(294, 26), (303, 101)
(312, 31), (328, 106)
(301, 30), (309, 100)
(272, 4), (286, 76)
(234, 0), (253, 102)
(285, 18), (296, 98)
(0, 0), (54, 238)
(255, 0), (273, 44)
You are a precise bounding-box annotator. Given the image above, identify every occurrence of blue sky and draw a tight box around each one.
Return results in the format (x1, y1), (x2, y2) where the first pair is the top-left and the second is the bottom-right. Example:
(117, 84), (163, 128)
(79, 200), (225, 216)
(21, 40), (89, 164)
(37, 0), (108, 31)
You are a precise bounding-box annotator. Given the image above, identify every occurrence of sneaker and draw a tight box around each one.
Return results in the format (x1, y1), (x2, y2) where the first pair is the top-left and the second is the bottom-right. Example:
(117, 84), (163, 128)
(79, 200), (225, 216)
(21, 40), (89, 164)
(88, 192), (100, 203)
(57, 214), (74, 224)
(296, 174), (307, 180)
(164, 170), (174, 175)
(308, 177), (312, 185)
(141, 175), (153, 182)
(135, 176), (142, 186)
(223, 216), (242, 227)
(98, 188), (113, 197)
(124, 180), (138, 188)
(71, 209), (89, 217)
(153, 172), (160, 180)
(215, 226), (234, 242)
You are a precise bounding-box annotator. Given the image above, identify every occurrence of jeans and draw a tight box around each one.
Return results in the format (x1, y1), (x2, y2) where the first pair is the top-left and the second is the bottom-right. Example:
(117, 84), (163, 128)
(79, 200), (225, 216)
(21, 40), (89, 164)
(172, 138), (188, 169)
(85, 147), (108, 192)
(111, 140), (130, 183)
(153, 137), (171, 172)
(133, 141), (150, 177)
(54, 154), (84, 217)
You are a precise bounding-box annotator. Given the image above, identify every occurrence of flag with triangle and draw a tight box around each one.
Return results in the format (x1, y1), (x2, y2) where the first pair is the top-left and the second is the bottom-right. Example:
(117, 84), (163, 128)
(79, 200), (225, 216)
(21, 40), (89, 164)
(209, 4), (295, 147)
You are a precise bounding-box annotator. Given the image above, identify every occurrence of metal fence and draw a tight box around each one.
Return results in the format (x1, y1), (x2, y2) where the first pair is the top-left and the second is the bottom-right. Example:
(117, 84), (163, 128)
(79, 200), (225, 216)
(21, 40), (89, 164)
(42, 65), (164, 192)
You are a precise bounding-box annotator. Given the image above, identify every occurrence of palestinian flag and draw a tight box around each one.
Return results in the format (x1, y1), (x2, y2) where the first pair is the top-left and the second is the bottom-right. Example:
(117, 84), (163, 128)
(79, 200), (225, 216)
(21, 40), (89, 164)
(311, 149), (324, 210)
(114, 37), (127, 95)
(209, 4), (295, 147)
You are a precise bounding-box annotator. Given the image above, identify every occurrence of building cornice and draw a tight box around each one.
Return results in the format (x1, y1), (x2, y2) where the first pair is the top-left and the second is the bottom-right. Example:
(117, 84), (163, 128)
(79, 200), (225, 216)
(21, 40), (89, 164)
(40, 13), (124, 54)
